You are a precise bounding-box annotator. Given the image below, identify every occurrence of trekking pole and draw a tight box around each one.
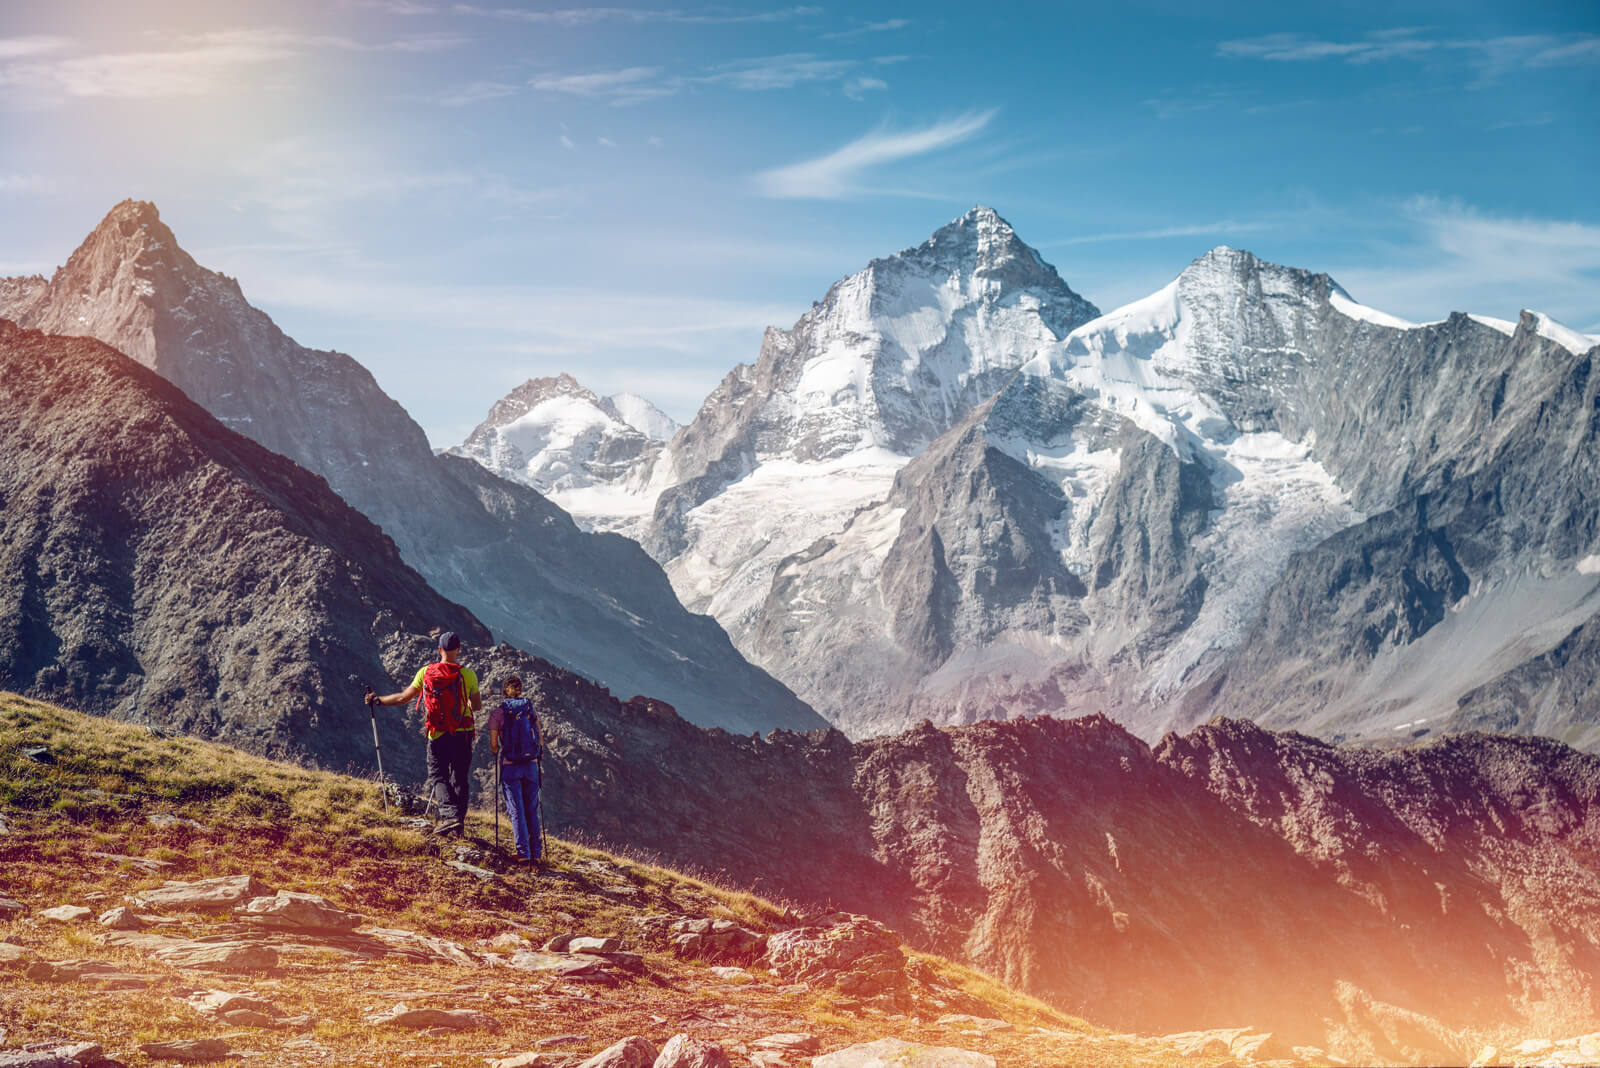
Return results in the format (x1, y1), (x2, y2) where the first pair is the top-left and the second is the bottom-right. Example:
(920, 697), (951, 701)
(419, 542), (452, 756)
(363, 683), (389, 814)
(494, 748), (501, 850)
(537, 754), (547, 863)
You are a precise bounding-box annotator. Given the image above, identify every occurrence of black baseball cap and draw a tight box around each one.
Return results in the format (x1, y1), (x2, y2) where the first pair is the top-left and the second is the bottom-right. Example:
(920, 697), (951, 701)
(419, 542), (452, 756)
(437, 631), (461, 651)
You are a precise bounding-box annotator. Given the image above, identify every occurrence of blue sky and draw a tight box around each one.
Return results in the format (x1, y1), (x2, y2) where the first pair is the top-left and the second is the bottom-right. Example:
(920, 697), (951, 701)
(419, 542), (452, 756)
(2, 0), (1596, 444)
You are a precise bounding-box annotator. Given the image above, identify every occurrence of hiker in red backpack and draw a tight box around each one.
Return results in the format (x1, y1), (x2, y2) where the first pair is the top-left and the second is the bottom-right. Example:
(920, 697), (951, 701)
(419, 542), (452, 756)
(366, 631), (482, 837)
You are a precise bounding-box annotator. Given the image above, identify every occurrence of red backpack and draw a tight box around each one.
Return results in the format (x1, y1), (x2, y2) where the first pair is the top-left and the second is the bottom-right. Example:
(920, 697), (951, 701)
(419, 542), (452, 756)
(417, 662), (471, 736)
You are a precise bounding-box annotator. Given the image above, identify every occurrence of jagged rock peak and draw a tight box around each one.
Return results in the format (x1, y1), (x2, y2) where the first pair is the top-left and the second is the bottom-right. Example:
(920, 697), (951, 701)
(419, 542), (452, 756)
(870, 205), (1087, 304)
(1178, 244), (1340, 302)
(481, 373), (604, 426)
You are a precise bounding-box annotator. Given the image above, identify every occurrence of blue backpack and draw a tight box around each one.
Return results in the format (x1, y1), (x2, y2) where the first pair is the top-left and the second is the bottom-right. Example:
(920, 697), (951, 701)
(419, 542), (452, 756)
(499, 698), (540, 764)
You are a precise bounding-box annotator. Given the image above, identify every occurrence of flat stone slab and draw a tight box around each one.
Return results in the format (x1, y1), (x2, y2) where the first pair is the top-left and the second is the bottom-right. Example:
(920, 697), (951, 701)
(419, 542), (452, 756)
(0, 896), (24, 917)
(567, 936), (621, 954)
(139, 1038), (231, 1062)
(365, 1003), (500, 1031)
(133, 875), (272, 913)
(24, 958), (153, 989)
(444, 860), (497, 882)
(752, 1034), (821, 1055)
(489, 1054), (569, 1068)
(103, 932), (278, 972)
(238, 891), (361, 931)
(186, 990), (281, 1018)
(813, 1038), (996, 1068)
(0, 944), (35, 968)
(934, 1015), (1013, 1033)
(39, 905), (93, 923)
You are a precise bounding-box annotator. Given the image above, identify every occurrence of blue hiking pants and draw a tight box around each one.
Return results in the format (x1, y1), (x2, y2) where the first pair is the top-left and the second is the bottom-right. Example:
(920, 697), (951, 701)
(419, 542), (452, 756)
(500, 761), (541, 861)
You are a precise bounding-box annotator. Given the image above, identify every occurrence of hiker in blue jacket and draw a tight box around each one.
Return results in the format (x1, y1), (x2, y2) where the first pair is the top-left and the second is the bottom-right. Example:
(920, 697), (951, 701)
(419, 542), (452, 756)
(488, 675), (543, 866)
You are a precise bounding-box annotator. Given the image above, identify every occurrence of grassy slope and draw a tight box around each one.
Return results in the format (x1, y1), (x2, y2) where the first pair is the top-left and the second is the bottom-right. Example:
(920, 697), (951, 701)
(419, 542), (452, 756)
(0, 692), (1228, 1068)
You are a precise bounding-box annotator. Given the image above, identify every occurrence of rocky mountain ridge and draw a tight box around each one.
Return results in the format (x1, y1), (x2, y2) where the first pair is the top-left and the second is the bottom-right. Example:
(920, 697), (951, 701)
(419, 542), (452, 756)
(0, 201), (819, 736)
(0, 320), (486, 775)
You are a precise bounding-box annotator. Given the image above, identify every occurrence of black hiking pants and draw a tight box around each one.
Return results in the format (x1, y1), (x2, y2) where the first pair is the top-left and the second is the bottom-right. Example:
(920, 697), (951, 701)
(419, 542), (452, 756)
(426, 730), (473, 830)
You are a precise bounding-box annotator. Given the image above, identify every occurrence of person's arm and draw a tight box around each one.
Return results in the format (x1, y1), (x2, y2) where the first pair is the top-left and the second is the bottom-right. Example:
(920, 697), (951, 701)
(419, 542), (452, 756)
(367, 682), (420, 707)
(490, 729), (501, 754)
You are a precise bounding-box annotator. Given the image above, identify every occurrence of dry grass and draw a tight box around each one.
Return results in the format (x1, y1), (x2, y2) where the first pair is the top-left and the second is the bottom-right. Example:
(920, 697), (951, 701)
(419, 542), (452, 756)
(0, 692), (1235, 1067)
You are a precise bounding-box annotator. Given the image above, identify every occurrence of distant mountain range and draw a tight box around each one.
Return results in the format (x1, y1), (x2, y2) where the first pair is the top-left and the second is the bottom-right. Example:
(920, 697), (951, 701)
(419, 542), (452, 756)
(460, 207), (1600, 749)
(0, 201), (820, 735)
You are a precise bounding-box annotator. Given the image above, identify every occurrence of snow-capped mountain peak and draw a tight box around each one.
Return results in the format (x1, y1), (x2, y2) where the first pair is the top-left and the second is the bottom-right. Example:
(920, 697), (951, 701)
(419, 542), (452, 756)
(449, 374), (676, 521)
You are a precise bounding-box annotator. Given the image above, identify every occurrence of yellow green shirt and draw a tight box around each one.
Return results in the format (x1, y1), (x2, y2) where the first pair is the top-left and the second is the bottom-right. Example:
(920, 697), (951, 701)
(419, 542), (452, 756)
(412, 665), (479, 739)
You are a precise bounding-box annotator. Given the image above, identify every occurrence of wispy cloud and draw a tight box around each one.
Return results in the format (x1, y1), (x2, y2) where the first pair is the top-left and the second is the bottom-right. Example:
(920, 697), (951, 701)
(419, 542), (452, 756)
(0, 27), (466, 105)
(843, 76), (888, 100)
(450, 4), (822, 26)
(430, 79), (518, 106)
(344, 0), (438, 13)
(697, 54), (854, 90)
(756, 111), (997, 199)
(1043, 220), (1273, 246)
(0, 36), (70, 59)
(525, 52), (899, 106)
(1218, 29), (1600, 83)
(0, 174), (54, 195)
(821, 18), (911, 41)
(529, 65), (676, 104)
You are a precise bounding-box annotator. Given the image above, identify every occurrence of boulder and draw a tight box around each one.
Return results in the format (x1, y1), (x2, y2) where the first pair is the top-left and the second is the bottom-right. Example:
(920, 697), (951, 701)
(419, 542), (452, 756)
(1579, 1033), (1600, 1060)
(0, 896), (24, 917)
(576, 1036), (658, 1068)
(137, 1038), (231, 1062)
(813, 1039), (995, 1068)
(763, 915), (906, 995)
(238, 891), (360, 930)
(568, 936), (622, 954)
(541, 934), (576, 952)
(39, 905), (93, 923)
(651, 1034), (731, 1068)
(367, 1003), (500, 1031)
(669, 918), (766, 964)
(132, 874), (271, 912)
(96, 907), (144, 930)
